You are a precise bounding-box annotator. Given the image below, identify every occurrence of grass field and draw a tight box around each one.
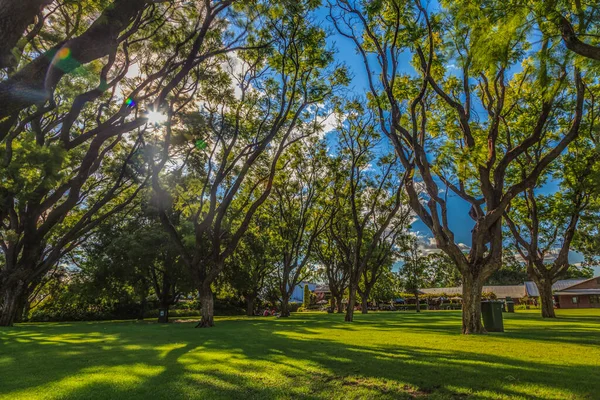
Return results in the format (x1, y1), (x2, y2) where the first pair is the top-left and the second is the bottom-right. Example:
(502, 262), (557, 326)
(1, 309), (599, 400)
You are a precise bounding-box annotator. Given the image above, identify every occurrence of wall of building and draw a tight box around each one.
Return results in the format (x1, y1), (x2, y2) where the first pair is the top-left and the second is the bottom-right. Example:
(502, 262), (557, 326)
(558, 295), (600, 309)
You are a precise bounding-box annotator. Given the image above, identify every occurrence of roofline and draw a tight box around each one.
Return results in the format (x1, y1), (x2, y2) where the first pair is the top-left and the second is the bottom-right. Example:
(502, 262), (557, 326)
(560, 275), (600, 290)
(555, 290), (600, 295)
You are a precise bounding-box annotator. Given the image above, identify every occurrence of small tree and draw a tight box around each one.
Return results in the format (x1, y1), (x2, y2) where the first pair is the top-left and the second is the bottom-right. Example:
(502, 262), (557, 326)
(303, 284), (311, 308)
(400, 236), (426, 313)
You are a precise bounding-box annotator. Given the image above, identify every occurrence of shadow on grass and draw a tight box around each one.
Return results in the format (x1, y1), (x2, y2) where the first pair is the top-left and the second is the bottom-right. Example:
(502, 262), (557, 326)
(0, 311), (599, 399)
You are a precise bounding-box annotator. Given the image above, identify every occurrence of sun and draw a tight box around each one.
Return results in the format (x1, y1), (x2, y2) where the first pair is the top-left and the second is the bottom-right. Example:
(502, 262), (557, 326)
(146, 110), (167, 126)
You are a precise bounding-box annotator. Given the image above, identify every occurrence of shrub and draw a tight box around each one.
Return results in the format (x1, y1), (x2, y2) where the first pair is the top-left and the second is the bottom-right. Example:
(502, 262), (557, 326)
(399, 304), (429, 311)
(288, 303), (302, 313)
(303, 285), (311, 308)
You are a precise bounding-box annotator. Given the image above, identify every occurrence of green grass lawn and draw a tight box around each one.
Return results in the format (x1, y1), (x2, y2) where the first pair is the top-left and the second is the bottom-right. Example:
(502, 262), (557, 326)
(1, 309), (599, 400)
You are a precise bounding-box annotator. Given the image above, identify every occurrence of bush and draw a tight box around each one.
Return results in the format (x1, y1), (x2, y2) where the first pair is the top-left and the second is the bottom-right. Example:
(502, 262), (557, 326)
(303, 285), (311, 308)
(288, 303), (302, 313)
(399, 304), (429, 311)
(145, 309), (202, 319)
(515, 304), (539, 310)
(213, 299), (245, 316)
(439, 303), (462, 310)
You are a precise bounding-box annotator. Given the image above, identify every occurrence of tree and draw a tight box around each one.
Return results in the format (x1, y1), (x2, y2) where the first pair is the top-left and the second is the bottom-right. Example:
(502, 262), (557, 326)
(357, 230), (398, 314)
(315, 230), (348, 313)
(531, 1), (600, 62)
(0, 0), (53, 70)
(485, 252), (528, 286)
(369, 267), (401, 305)
(272, 138), (330, 317)
(77, 205), (193, 321)
(420, 252), (462, 288)
(330, 0), (588, 333)
(150, 2), (346, 327)
(328, 101), (409, 322)
(303, 284), (310, 308)
(399, 236), (426, 312)
(224, 211), (277, 316)
(505, 147), (599, 317)
(0, 0), (243, 326)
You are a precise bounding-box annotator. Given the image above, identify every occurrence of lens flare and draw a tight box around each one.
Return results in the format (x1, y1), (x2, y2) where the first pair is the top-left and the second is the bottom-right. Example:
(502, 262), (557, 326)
(195, 139), (207, 150)
(125, 98), (136, 108)
(146, 110), (167, 126)
(57, 48), (71, 60)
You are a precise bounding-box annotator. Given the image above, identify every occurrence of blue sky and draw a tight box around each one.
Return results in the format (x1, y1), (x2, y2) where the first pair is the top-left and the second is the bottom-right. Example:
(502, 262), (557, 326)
(314, 5), (599, 275)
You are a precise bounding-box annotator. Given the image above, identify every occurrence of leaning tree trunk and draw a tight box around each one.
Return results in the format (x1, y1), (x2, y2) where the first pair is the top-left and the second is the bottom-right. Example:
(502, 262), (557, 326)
(336, 295), (344, 313)
(535, 277), (556, 318)
(345, 286), (357, 322)
(196, 285), (215, 328)
(0, 280), (26, 327)
(461, 273), (485, 334)
(245, 295), (255, 317)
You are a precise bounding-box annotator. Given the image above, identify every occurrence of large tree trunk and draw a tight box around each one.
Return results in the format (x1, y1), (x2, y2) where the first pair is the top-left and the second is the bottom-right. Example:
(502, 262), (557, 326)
(0, 0), (52, 69)
(345, 287), (357, 322)
(461, 273), (485, 334)
(0, 0), (150, 118)
(361, 295), (368, 314)
(280, 294), (290, 317)
(336, 295), (344, 313)
(245, 295), (255, 317)
(330, 296), (336, 312)
(536, 277), (556, 318)
(14, 291), (29, 323)
(196, 285), (214, 328)
(0, 280), (25, 327)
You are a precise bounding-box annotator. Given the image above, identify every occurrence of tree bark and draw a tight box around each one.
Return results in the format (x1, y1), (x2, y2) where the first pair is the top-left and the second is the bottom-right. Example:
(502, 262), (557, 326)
(0, 280), (25, 327)
(415, 292), (421, 313)
(137, 296), (147, 321)
(361, 295), (368, 314)
(196, 285), (214, 328)
(556, 14), (600, 61)
(536, 277), (556, 318)
(345, 287), (357, 322)
(245, 295), (255, 316)
(0, 0), (150, 118)
(330, 296), (336, 312)
(14, 291), (29, 323)
(0, 0), (52, 69)
(461, 273), (485, 334)
(336, 295), (344, 313)
(280, 295), (290, 317)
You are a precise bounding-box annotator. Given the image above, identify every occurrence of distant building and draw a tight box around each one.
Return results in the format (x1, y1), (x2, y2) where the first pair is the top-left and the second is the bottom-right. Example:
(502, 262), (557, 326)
(290, 282), (316, 303)
(420, 276), (600, 308)
(420, 285), (527, 302)
(290, 283), (331, 303)
(524, 278), (589, 297)
(534, 277), (600, 309)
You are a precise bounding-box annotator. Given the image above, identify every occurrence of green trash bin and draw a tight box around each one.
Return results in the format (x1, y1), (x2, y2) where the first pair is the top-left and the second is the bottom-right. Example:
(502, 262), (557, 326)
(505, 296), (515, 313)
(481, 301), (504, 332)
(158, 308), (169, 323)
